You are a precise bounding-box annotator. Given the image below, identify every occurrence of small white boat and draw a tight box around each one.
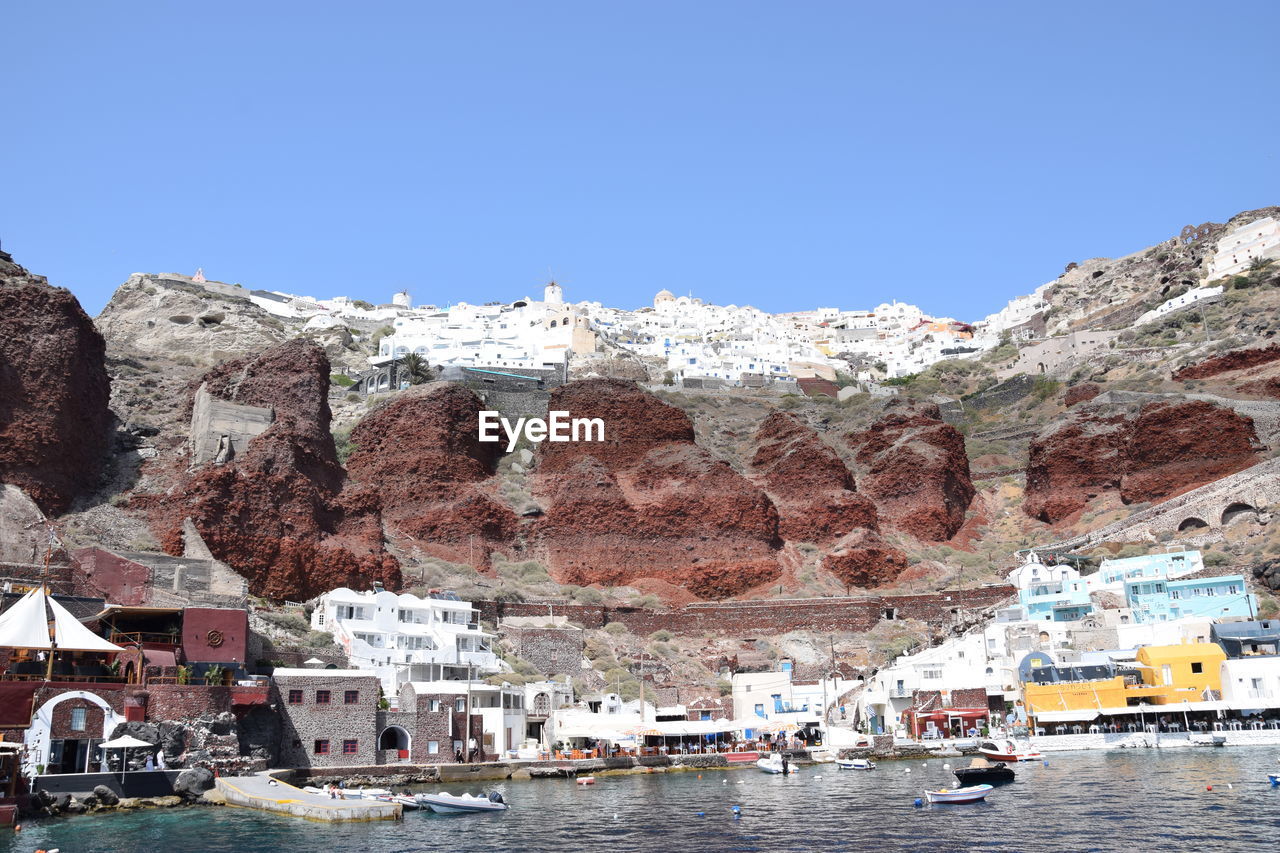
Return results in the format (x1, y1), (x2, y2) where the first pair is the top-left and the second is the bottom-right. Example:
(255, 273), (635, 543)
(836, 758), (876, 770)
(808, 747), (837, 763)
(977, 739), (1042, 763)
(374, 793), (423, 810)
(416, 791), (508, 814)
(756, 754), (794, 774)
(924, 784), (993, 804)
(576, 776), (596, 785)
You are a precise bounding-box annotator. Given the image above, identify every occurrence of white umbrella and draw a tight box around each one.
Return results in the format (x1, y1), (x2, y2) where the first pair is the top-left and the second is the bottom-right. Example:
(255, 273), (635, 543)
(100, 734), (154, 777)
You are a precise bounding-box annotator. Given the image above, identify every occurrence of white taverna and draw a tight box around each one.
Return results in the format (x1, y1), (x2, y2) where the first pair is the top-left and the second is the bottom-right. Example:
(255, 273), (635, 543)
(311, 587), (500, 705)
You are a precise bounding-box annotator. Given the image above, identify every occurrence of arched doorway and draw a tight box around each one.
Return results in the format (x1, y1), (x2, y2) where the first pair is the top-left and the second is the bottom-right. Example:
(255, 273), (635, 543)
(1177, 517), (1209, 532)
(379, 725), (411, 760)
(1221, 502), (1257, 526)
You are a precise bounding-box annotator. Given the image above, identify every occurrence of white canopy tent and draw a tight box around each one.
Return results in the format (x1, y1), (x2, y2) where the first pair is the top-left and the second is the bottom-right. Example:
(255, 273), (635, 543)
(0, 586), (124, 658)
(99, 734), (155, 777)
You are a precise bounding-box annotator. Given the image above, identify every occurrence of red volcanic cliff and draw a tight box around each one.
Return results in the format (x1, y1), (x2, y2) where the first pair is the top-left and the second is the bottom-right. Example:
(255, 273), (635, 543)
(139, 340), (400, 599)
(0, 258), (112, 515)
(848, 400), (975, 541)
(531, 379), (782, 598)
(1024, 400), (1261, 523)
(1119, 401), (1261, 503)
(1023, 410), (1131, 523)
(750, 412), (879, 543)
(824, 529), (909, 590)
(1172, 344), (1280, 380)
(345, 384), (516, 568)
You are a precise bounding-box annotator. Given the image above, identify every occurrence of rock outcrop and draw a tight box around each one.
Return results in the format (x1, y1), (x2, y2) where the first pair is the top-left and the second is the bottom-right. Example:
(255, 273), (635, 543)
(138, 339), (399, 599)
(823, 528), (910, 589)
(750, 412), (879, 543)
(345, 384), (517, 568)
(1172, 344), (1280, 381)
(0, 257), (112, 515)
(1024, 400), (1261, 523)
(1062, 383), (1101, 407)
(847, 400), (975, 541)
(531, 379), (782, 598)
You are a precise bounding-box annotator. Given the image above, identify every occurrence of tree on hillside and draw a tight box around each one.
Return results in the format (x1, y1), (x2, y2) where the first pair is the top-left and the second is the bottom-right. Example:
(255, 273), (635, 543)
(399, 353), (432, 385)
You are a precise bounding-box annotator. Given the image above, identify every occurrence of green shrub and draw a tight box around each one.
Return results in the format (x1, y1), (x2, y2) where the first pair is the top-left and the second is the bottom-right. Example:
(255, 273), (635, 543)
(649, 630), (672, 642)
(330, 374), (355, 387)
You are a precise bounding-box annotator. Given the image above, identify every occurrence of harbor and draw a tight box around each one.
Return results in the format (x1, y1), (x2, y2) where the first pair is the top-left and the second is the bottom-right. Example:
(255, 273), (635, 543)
(5, 749), (1280, 852)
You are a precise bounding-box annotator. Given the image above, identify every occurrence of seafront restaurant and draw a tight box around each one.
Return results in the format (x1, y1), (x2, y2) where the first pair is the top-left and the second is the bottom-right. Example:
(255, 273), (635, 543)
(549, 715), (793, 759)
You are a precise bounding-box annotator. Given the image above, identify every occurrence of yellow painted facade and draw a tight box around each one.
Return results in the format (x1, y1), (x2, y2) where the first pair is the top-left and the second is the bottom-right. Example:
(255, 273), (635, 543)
(1023, 643), (1227, 716)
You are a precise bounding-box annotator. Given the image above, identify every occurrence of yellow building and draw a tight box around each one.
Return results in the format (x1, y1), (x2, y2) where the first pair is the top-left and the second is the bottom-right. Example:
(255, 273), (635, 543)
(1023, 643), (1226, 720)
(1135, 643), (1225, 703)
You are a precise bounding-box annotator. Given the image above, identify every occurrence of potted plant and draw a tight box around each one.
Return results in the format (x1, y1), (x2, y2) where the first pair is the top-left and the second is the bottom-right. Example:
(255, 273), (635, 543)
(176, 665), (192, 685)
(204, 664), (225, 686)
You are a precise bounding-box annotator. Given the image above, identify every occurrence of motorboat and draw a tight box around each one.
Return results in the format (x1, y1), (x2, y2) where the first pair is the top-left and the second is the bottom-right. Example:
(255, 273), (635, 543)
(756, 754), (794, 774)
(808, 747), (838, 763)
(1269, 773), (1279, 787)
(924, 784), (994, 804)
(373, 792), (423, 810)
(977, 739), (1042, 762)
(953, 757), (1015, 786)
(416, 791), (508, 814)
(344, 787), (394, 799)
(836, 758), (876, 770)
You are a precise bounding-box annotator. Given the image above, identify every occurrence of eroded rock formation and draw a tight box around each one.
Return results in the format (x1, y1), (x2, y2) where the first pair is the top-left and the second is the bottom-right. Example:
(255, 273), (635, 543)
(847, 400), (975, 541)
(1062, 383), (1101, 407)
(823, 529), (910, 589)
(530, 379), (782, 598)
(1024, 400), (1261, 523)
(0, 257), (112, 515)
(1172, 344), (1280, 381)
(750, 412), (879, 543)
(345, 384), (517, 568)
(138, 339), (399, 598)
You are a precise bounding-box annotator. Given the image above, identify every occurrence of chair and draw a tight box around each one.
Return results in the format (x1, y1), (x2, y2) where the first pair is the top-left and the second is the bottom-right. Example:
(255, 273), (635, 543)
(1071, 725), (1083, 735)
(1168, 723), (1181, 733)
(1126, 724), (1138, 733)
(1250, 720), (1264, 731)
(1228, 721), (1243, 731)
(1213, 722), (1224, 732)
(1088, 725), (1101, 734)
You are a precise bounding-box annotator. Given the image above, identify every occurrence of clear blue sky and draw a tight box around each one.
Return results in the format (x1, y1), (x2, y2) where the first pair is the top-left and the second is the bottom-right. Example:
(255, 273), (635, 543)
(5, 1), (1278, 320)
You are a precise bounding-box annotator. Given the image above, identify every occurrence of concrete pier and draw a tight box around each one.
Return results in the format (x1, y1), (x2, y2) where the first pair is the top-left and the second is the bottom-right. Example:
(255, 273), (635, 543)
(216, 771), (401, 822)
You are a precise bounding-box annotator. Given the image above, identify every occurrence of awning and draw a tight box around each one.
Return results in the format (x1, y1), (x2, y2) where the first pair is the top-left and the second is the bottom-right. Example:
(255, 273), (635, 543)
(0, 588), (54, 649)
(100, 735), (153, 749)
(1031, 709), (1100, 722)
(51, 598), (124, 652)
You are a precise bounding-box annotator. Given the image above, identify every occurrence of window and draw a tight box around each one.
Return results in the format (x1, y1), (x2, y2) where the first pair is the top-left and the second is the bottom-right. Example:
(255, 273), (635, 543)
(429, 699), (440, 712)
(456, 698), (466, 712)
(314, 739), (330, 755)
(70, 707), (87, 732)
(316, 690), (331, 704)
(428, 741), (440, 755)
(344, 690), (359, 705)
(343, 739), (359, 755)
(1191, 662), (1203, 674)
(288, 690), (304, 704)
(923, 669), (942, 680)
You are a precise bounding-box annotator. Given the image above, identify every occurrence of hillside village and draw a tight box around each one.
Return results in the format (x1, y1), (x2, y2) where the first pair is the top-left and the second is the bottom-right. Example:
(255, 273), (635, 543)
(2, 208), (1280, 815)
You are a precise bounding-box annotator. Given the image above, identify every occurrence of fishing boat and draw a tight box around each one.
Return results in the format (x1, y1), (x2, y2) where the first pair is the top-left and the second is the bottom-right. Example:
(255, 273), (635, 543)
(924, 784), (994, 804)
(977, 739), (1042, 762)
(953, 757), (1015, 786)
(836, 758), (876, 770)
(415, 791), (508, 814)
(756, 753), (793, 774)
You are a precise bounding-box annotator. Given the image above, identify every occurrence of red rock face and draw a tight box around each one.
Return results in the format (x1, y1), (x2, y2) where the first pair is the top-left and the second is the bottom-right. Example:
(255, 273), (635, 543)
(1062, 383), (1101, 407)
(139, 340), (400, 599)
(848, 400), (975, 541)
(1023, 400), (1261, 523)
(1172, 345), (1280, 380)
(0, 259), (111, 515)
(531, 379), (782, 598)
(1239, 376), (1280, 399)
(1023, 411), (1131, 523)
(1119, 401), (1261, 503)
(750, 412), (880, 544)
(345, 384), (516, 568)
(823, 529), (909, 590)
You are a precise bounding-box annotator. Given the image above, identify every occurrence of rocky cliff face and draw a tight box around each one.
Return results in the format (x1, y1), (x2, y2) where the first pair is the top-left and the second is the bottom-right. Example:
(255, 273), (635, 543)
(847, 399), (975, 541)
(530, 379), (782, 598)
(0, 258), (112, 515)
(750, 412), (879, 543)
(1172, 344), (1280, 380)
(345, 384), (517, 568)
(136, 339), (400, 599)
(1024, 399), (1261, 523)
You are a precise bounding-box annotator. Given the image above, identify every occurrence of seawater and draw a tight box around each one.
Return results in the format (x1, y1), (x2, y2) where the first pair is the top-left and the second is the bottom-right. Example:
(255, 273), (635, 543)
(6, 749), (1280, 852)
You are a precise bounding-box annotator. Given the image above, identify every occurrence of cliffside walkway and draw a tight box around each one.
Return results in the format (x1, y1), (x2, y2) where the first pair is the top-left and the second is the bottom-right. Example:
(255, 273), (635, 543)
(215, 770), (401, 822)
(1034, 455), (1280, 554)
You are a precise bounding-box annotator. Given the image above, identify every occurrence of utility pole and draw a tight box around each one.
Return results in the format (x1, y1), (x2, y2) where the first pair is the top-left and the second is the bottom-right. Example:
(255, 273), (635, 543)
(465, 662), (474, 763)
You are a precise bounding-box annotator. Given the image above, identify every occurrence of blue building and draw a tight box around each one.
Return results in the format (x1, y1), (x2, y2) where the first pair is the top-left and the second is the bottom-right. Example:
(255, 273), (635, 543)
(1008, 557), (1093, 622)
(1211, 620), (1280, 657)
(1124, 572), (1255, 623)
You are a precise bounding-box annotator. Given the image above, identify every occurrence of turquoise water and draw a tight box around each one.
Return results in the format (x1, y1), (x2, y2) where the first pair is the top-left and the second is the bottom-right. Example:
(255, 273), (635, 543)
(6, 749), (1280, 852)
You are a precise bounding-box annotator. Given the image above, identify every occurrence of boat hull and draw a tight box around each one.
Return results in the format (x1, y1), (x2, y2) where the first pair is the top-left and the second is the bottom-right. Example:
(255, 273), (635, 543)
(925, 784), (993, 804)
(836, 760), (876, 770)
(416, 793), (508, 814)
(954, 767), (1015, 786)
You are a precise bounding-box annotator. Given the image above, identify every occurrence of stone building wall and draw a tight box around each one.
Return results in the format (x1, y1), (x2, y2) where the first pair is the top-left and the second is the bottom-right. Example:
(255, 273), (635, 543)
(49, 698), (105, 739)
(272, 673), (379, 768)
(144, 685), (233, 721)
(503, 625), (584, 676)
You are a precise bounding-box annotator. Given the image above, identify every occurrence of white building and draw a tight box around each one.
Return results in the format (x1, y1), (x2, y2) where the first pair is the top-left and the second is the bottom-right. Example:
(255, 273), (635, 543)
(311, 587), (500, 704)
(730, 666), (855, 731)
(1134, 285), (1224, 326)
(1209, 216), (1280, 279)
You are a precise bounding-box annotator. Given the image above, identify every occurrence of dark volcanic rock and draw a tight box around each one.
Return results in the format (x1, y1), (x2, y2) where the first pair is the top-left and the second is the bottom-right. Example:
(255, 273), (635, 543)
(0, 257), (112, 514)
